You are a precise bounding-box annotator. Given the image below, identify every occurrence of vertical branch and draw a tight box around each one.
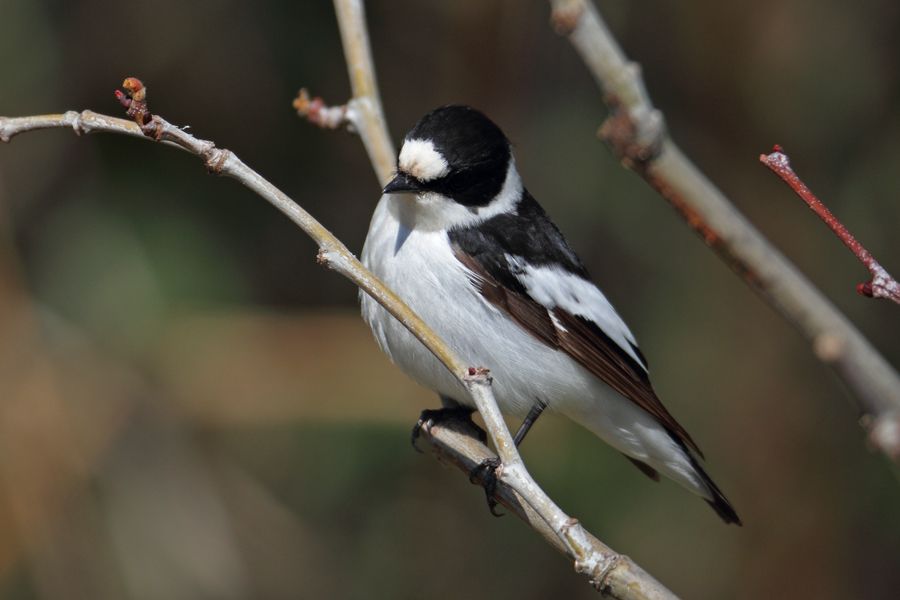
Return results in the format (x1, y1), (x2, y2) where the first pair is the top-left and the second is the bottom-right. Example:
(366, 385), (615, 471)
(321, 3), (680, 595)
(332, 0), (396, 185)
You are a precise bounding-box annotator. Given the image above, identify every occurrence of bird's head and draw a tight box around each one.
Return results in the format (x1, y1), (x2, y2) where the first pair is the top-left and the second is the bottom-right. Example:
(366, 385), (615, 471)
(383, 106), (521, 228)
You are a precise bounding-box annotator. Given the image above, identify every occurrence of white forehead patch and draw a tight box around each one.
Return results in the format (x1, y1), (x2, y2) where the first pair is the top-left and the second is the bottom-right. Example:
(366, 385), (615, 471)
(398, 138), (450, 182)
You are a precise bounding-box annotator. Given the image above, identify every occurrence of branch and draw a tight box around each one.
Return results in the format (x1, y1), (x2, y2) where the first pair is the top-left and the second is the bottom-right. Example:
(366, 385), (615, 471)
(0, 110), (155, 144)
(418, 413), (674, 599)
(293, 88), (349, 130)
(1, 85), (676, 597)
(296, 1), (679, 594)
(331, 0), (395, 186)
(321, 2), (678, 595)
(549, 0), (900, 464)
(760, 146), (900, 305)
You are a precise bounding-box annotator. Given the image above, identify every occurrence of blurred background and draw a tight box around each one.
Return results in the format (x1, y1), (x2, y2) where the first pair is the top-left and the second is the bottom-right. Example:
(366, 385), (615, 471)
(1, 0), (899, 598)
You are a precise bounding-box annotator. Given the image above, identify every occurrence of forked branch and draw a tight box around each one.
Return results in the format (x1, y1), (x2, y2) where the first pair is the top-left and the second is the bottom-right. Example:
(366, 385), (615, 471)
(1, 74), (675, 597)
(323, 1), (676, 595)
(548, 0), (900, 463)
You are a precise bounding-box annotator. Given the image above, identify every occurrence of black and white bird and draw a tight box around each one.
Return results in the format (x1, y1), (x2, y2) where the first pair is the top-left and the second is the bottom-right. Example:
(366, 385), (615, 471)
(360, 105), (740, 525)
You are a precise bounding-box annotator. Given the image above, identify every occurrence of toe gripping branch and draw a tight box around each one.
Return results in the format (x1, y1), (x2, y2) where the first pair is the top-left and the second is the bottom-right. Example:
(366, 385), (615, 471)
(410, 405), (504, 515)
(469, 456), (504, 517)
(413, 401), (547, 517)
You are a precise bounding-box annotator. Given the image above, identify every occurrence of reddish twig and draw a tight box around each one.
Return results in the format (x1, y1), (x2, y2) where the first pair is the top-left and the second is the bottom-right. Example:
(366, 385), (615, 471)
(293, 88), (350, 130)
(760, 145), (900, 305)
(550, 0), (900, 466)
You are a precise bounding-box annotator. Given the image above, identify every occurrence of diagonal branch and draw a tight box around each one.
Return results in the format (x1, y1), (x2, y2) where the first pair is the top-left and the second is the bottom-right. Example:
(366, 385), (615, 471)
(324, 2), (678, 597)
(760, 146), (900, 305)
(416, 414), (674, 599)
(548, 0), (900, 464)
(1, 96), (674, 597)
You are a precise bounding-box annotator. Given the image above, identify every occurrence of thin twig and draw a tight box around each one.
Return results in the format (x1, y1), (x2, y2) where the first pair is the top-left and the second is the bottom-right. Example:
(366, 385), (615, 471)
(548, 0), (900, 464)
(1, 111), (149, 144)
(760, 146), (900, 305)
(332, 0), (395, 186)
(293, 88), (349, 130)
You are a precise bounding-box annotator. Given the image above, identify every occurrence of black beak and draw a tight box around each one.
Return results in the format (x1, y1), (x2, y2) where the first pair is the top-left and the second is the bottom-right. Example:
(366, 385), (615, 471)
(383, 172), (422, 194)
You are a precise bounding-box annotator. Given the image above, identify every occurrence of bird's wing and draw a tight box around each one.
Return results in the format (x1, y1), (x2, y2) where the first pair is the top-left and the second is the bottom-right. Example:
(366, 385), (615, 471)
(448, 196), (701, 455)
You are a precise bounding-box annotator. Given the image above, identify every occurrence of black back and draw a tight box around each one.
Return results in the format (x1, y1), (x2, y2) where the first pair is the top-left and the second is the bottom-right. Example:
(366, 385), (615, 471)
(448, 190), (589, 291)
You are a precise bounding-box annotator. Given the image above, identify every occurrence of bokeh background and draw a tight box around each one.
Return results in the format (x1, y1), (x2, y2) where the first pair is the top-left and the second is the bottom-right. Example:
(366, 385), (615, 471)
(1, 1), (899, 598)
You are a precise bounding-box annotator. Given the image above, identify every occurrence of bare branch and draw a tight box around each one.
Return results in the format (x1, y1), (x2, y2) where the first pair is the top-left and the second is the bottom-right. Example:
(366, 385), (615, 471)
(760, 146), (900, 305)
(548, 0), (900, 464)
(1, 111), (147, 144)
(1, 83), (676, 596)
(323, 3), (679, 595)
(332, 0), (396, 186)
(418, 413), (676, 599)
(293, 88), (349, 130)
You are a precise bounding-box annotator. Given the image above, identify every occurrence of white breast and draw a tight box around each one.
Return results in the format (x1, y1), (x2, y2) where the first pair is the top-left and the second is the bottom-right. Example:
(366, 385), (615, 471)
(360, 194), (601, 417)
(359, 193), (711, 499)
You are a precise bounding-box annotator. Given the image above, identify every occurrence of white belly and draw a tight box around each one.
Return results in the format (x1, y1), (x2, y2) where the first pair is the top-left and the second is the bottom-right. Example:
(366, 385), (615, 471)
(361, 195), (605, 417)
(359, 195), (710, 498)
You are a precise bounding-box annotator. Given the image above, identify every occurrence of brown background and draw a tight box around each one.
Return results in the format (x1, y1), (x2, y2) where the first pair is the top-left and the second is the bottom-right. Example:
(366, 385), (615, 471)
(1, 1), (899, 598)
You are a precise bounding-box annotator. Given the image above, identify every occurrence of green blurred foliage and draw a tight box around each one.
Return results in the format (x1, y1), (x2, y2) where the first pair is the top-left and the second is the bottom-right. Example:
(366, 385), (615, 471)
(1, 1), (899, 599)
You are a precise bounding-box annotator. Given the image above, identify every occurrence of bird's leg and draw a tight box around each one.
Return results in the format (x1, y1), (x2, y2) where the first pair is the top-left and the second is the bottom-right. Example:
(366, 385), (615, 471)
(470, 401), (546, 516)
(513, 401), (546, 446)
(411, 395), (486, 452)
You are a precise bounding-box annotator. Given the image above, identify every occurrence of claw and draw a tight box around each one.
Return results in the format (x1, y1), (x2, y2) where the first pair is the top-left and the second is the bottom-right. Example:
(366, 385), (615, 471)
(410, 406), (482, 451)
(469, 457), (503, 517)
(411, 408), (449, 452)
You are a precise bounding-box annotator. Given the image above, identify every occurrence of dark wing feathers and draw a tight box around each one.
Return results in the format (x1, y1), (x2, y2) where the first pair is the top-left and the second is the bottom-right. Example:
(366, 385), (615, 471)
(625, 456), (661, 481)
(449, 196), (702, 457)
(550, 309), (701, 456)
(455, 249), (558, 347)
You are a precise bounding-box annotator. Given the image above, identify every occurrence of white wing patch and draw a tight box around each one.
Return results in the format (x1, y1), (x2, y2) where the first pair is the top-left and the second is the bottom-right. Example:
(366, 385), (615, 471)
(398, 138), (450, 182)
(508, 256), (645, 369)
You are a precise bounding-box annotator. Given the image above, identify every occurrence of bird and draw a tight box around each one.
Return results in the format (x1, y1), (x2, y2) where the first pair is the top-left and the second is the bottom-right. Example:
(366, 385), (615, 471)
(360, 105), (740, 525)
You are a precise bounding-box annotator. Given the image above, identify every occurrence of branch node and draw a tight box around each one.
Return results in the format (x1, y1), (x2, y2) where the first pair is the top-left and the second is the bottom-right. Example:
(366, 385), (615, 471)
(343, 99), (365, 134)
(813, 332), (845, 363)
(868, 412), (900, 461)
(115, 77), (153, 129)
(294, 88), (349, 130)
(869, 263), (900, 301)
(561, 516), (580, 533)
(464, 366), (493, 383)
(316, 247), (331, 267)
(599, 97), (663, 168)
(61, 110), (86, 136)
(202, 146), (230, 174)
(759, 146), (791, 171)
(316, 245), (354, 274)
(581, 549), (621, 592)
(550, 0), (584, 35)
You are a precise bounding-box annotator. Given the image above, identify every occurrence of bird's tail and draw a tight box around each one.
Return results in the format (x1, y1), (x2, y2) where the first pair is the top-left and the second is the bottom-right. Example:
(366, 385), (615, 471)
(623, 442), (741, 525)
(560, 401), (742, 525)
(682, 448), (742, 525)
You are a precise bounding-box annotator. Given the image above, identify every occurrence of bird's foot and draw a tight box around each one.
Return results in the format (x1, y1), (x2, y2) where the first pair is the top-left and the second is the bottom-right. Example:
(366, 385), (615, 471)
(469, 457), (503, 517)
(411, 406), (485, 452)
